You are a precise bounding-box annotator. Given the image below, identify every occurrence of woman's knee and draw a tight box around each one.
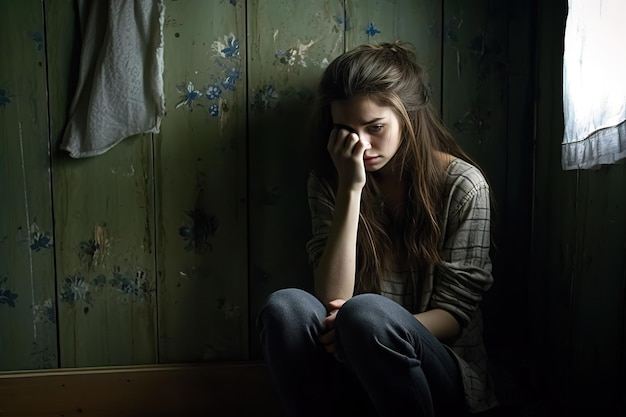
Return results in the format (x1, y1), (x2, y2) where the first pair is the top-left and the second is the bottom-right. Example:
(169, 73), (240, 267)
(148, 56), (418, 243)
(336, 293), (395, 326)
(258, 288), (323, 328)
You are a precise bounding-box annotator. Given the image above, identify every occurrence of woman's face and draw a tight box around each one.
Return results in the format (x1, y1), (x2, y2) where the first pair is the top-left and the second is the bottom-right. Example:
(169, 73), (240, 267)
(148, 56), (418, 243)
(330, 96), (402, 172)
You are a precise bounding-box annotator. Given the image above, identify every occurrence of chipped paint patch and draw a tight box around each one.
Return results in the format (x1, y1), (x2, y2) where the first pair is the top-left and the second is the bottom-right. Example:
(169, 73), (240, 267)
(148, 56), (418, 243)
(275, 39), (316, 68)
(93, 224), (110, 268)
(110, 164), (136, 177)
(78, 224), (110, 270)
(33, 298), (56, 324)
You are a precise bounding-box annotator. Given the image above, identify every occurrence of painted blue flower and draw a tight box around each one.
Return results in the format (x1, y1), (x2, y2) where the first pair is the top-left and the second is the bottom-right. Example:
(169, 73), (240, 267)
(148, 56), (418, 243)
(30, 226), (53, 251)
(217, 298), (241, 320)
(59, 274), (92, 305)
(0, 89), (11, 108)
(179, 208), (218, 253)
(229, 0), (237, 5)
(175, 81), (203, 110)
(205, 84), (222, 100)
(110, 271), (147, 300)
(43, 303), (55, 323)
(93, 274), (107, 288)
(252, 83), (279, 112)
(221, 35), (239, 58)
(28, 31), (44, 51)
(365, 22), (381, 37)
(0, 276), (18, 308)
(208, 103), (220, 117)
(335, 16), (351, 31)
(222, 68), (241, 91)
(213, 33), (240, 59)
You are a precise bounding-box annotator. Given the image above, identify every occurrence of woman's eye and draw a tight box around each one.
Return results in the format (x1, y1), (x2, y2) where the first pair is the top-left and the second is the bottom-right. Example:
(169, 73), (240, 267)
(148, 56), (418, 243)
(369, 124), (384, 132)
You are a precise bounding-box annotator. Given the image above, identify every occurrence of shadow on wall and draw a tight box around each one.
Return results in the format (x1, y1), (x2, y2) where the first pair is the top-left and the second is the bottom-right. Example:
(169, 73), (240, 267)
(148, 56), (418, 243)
(247, 92), (317, 358)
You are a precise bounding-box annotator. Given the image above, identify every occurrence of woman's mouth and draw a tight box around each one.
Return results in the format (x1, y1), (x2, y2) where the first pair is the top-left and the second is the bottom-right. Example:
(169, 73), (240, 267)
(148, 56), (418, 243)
(363, 155), (379, 165)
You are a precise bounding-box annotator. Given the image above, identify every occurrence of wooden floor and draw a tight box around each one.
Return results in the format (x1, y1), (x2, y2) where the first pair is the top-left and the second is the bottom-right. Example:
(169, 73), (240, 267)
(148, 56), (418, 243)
(3, 362), (624, 417)
(0, 362), (283, 417)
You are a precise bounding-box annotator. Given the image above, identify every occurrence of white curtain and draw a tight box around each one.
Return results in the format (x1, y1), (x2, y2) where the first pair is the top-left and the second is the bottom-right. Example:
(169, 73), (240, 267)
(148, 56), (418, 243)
(562, 0), (626, 170)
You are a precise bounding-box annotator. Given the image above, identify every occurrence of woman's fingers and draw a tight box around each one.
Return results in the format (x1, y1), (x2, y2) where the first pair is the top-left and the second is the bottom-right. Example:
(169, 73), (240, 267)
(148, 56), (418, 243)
(328, 129), (361, 157)
(328, 299), (346, 310)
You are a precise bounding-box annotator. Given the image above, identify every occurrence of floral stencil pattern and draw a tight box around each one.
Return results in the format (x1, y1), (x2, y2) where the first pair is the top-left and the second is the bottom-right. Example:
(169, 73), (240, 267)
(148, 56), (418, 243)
(110, 269), (152, 301)
(365, 22), (381, 38)
(179, 208), (219, 253)
(0, 89), (11, 108)
(175, 32), (242, 118)
(251, 83), (279, 112)
(217, 298), (241, 320)
(175, 81), (203, 110)
(59, 274), (92, 306)
(0, 276), (18, 308)
(30, 222), (53, 251)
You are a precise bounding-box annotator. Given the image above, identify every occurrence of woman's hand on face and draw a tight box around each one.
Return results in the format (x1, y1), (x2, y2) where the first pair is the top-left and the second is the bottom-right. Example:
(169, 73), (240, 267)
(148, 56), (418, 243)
(327, 128), (371, 191)
(319, 299), (346, 361)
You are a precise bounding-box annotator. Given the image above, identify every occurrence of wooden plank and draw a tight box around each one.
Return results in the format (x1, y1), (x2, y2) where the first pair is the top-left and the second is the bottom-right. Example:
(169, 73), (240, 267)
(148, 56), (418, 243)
(441, 0), (509, 197)
(246, 0), (346, 357)
(529, 0), (574, 406)
(345, 0), (442, 108)
(569, 165), (626, 403)
(0, 362), (283, 417)
(45, 0), (158, 367)
(0, 0), (58, 371)
(156, 0), (248, 363)
(481, 0), (535, 407)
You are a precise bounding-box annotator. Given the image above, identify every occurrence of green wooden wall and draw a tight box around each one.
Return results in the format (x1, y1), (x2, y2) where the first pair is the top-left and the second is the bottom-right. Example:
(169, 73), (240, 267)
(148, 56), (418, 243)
(1, 0), (624, 412)
(0, 0), (450, 371)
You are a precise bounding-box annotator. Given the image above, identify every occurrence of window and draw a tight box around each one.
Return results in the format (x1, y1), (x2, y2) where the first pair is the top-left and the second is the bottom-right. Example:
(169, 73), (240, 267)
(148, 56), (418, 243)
(562, 0), (626, 170)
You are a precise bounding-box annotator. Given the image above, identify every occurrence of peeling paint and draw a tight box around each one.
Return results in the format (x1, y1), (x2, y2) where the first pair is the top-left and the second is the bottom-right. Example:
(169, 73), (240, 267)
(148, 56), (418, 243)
(93, 224), (110, 268)
(275, 39), (316, 68)
(33, 298), (55, 324)
(110, 164), (136, 177)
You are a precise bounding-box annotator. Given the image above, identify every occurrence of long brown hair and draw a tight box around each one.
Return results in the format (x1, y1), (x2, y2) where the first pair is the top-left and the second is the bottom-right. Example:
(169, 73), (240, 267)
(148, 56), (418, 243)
(310, 41), (482, 293)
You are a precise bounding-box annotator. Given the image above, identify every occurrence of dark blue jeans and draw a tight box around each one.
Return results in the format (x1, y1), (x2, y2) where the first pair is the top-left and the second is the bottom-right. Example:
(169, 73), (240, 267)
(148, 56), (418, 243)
(257, 288), (466, 417)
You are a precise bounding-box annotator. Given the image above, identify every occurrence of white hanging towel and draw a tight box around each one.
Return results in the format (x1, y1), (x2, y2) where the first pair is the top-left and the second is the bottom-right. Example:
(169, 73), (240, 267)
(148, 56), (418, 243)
(60, 0), (165, 158)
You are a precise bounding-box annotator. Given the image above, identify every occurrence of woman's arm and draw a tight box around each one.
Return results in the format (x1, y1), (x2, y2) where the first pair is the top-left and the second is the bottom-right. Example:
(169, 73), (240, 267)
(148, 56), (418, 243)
(414, 308), (461, 341)
(313, 186), (362, 306)
(313, 128), (369, 308)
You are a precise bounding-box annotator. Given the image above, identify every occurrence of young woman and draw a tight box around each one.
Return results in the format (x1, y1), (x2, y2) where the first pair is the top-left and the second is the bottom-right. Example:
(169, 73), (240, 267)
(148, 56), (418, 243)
(257, 41), (497, 417)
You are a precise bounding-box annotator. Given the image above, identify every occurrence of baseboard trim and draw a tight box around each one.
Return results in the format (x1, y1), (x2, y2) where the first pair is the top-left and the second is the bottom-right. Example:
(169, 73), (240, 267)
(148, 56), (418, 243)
(0, 361), (283, 417)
